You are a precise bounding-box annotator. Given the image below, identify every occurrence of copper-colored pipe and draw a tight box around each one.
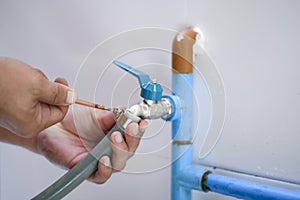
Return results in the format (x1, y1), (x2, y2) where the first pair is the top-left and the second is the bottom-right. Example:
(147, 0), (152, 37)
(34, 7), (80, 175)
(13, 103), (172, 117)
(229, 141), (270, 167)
(75, 99), (107, 110)
(172, 28), (198, 73)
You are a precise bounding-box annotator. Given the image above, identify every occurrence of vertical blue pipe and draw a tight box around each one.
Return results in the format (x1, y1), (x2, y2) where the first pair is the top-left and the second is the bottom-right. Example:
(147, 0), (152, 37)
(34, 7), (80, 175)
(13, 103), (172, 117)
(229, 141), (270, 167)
(171, 73), (193, 200)
(170, 28), (300, 200)
(170, 73), (300, 200)
(170, 71), (300, 200)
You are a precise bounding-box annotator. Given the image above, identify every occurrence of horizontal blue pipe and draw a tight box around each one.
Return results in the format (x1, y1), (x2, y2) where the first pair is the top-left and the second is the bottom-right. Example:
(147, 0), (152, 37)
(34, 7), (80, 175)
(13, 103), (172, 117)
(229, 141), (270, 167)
(204, 173), (300, 200)
(177, 166), (209, 191)
(176, 166), (300, 199)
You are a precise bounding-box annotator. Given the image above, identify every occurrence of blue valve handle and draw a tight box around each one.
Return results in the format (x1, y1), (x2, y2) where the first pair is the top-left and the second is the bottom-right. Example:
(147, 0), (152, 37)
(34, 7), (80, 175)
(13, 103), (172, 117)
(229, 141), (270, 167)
(113, 61), (163, 101)
(113, 60), (151, 87)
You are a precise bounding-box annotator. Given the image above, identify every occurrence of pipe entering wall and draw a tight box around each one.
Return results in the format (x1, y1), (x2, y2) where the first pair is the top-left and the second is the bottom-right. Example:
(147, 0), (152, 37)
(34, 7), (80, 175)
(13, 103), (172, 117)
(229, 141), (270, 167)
(171, 27), (300, 200)
(172, 28), (198, 73)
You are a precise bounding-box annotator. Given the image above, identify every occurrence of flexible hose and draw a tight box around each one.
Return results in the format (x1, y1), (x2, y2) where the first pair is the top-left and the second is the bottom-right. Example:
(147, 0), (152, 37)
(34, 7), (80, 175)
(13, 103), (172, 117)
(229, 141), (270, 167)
(31, 123), (124, 200)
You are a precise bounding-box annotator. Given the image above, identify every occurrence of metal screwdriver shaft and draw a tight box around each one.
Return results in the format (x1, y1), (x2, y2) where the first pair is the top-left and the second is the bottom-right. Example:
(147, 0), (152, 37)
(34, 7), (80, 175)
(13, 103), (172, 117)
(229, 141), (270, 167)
(75, 99), (107, 110)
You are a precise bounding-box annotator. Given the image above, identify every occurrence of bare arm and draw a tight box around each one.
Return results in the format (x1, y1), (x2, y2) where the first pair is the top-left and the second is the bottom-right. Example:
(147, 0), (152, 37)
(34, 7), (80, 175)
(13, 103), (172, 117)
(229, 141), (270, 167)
(0, 126), (38, 153)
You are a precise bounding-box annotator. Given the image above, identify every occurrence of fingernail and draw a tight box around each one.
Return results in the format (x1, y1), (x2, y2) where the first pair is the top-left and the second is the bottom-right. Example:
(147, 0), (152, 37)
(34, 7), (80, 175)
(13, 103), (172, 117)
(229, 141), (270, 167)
(115, 133), (123, 144)
(131, 125), (139, 136)
(66, 90), (77, 104)
(100, 156), (111, 167)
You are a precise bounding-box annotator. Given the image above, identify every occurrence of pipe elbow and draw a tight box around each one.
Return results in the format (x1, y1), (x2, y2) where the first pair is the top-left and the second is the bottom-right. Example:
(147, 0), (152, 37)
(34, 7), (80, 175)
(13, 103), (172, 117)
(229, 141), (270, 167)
(177, 166), (211, 192)
(172, 28), (199, 73)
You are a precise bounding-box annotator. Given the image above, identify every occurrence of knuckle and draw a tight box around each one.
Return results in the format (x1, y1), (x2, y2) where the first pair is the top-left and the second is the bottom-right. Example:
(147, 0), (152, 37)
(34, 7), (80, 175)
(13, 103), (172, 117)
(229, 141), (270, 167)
(55, 77), (68, 86)
(114, 161), (127, 171)
(91, 171), (111, 184)
(118, 165), (126, 171)
(51, 84), (59, 104)
(32, 68), (47, 83)
(128, 150), (135, 158)
(32, 68), (46, 77)
(30, 68), (47, 96)
(114, 166), (124, 171)
(95, 177), (108, 184)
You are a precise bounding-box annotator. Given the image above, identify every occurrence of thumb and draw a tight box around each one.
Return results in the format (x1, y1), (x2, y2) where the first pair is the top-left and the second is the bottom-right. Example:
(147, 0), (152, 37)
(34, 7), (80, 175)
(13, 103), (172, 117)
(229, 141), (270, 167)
(38, 78), (77, 106)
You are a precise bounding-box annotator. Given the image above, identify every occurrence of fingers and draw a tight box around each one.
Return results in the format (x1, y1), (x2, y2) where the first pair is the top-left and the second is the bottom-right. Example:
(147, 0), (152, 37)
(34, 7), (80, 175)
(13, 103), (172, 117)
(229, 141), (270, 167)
(37, 76), (77, 106)
(54, 77), (68, 86)
(97, 111), (115, 133)
(88, 156), (112, 184)
(42, 105), (69, 130)
(123, 123), (141, 157)
(110, 131), (129, 171)
(89, 120), (148, 184)
(124, 120), (148, 158)
(39, 78), (73, 129)
(109, 120), (148, 171)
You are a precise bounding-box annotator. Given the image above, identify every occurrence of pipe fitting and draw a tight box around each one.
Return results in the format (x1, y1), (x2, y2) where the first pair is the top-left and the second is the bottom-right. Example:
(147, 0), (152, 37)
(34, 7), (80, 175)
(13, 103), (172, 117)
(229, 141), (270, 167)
(128, 97), (173, 120)
(172, 28), (199, 73)
(177, 166), (211, 192)
(116, 110), (141, 130)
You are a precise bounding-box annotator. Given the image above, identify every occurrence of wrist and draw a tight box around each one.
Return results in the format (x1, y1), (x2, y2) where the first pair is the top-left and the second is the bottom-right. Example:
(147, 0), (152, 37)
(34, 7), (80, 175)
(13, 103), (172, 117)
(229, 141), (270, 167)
(0, 126), (39, 153)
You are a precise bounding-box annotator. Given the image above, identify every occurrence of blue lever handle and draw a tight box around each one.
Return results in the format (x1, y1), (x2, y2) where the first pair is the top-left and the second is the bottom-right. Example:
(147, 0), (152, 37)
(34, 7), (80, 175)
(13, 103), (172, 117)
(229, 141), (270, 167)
(113, 61), (150, 87)
(113, 61), (163, 101)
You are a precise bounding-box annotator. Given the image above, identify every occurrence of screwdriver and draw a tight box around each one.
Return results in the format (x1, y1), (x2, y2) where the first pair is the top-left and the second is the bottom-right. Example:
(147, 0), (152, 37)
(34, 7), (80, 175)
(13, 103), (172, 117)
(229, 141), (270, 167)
(74, 99), (122, 118)
(75, 99), (109, 110)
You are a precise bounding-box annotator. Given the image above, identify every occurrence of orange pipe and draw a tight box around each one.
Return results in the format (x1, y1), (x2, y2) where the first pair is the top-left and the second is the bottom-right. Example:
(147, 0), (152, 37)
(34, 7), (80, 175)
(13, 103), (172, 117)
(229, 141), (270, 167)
(172, 28), (198, 73)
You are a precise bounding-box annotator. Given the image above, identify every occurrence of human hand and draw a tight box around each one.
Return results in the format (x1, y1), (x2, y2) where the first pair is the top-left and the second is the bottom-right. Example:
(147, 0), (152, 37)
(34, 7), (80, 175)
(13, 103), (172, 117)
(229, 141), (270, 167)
(0, 57), (76, 137)
(36, 106), (148, 184)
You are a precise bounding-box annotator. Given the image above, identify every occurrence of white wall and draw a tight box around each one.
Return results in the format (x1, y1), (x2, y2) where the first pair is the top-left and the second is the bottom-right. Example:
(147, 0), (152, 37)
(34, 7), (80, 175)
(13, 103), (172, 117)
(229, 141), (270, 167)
(0, 0), (299, 199)
(190, 0), (300, 185)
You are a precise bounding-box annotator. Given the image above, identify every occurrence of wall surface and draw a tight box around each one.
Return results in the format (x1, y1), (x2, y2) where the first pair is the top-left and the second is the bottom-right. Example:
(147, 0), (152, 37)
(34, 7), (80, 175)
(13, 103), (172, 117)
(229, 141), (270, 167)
(0, 0), (299, 199)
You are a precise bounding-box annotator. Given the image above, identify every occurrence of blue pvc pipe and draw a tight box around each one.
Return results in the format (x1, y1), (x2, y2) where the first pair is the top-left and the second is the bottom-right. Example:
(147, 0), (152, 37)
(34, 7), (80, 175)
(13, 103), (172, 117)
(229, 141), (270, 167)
(171, 73), (193, 141)
(172, 145), (193, 200)
(170, 73), (300, 200)
(204, 173), (300, 200)
(177, 166), (209, 191)
(171, 73), (194, 200)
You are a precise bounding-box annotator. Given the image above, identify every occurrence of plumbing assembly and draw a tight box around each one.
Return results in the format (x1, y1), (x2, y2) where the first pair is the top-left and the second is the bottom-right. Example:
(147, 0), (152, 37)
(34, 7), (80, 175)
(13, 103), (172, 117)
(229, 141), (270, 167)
(170, 28), (300, 200)
(31, 28), (300, 200)
(31, 61), (179, 200)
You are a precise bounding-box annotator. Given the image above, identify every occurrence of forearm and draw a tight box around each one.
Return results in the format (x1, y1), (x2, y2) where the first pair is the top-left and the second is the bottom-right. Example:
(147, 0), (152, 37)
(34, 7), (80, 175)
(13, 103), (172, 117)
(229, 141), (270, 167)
(0, 126), (39, 153)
